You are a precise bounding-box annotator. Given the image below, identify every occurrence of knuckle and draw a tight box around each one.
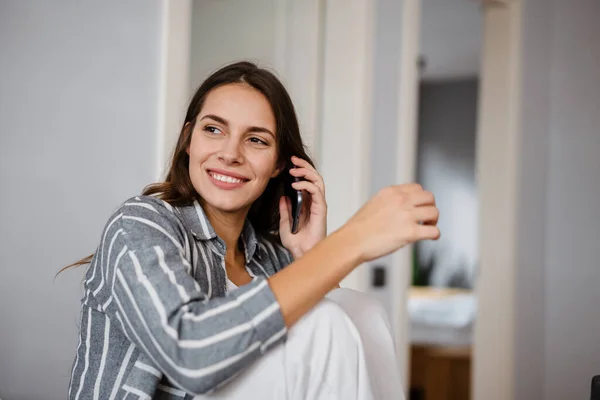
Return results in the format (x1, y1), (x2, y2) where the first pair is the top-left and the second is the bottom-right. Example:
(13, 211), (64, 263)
(397, 191), (408, 204)
(379, 186), (394, 198)
(403, 182), (422, 192)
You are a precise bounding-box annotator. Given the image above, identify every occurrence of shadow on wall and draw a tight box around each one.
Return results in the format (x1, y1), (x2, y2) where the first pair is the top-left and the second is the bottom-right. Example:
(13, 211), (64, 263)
(414, 78), (479, 289)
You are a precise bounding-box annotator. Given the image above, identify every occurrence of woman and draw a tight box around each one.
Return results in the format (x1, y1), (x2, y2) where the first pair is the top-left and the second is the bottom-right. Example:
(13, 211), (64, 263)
(66, 61), (440, 399)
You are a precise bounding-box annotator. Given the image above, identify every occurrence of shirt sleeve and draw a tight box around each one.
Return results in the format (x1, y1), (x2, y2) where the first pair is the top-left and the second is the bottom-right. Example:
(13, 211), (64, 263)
(88, 196), (287, 395)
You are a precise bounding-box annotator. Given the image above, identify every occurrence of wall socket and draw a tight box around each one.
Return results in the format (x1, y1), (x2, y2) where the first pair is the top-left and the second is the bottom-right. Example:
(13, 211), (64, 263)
(371, 265), (386, 288)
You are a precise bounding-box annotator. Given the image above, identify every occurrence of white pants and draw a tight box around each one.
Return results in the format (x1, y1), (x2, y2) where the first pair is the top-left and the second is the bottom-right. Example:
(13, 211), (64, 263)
(196, 288), (405, 400)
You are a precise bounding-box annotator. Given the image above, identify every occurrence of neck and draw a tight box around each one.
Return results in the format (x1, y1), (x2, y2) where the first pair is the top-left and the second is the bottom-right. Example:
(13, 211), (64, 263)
(200, 201), (248, 263)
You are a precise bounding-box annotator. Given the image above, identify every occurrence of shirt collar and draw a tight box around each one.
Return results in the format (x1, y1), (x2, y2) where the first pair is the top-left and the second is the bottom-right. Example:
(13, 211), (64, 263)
(176, 200), (258, 261)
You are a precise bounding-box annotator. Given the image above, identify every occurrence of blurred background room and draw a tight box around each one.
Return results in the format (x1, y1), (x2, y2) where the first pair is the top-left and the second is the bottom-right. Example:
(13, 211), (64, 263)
(1, 1), (599, 399)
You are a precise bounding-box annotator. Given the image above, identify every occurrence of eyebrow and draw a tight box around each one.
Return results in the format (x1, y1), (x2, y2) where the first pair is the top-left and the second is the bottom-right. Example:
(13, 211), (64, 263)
(199, 114), (275, 139)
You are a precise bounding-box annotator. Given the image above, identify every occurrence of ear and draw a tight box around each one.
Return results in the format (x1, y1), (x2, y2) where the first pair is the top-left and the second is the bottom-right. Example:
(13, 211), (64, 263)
(271, 160), (285, 178)
(271, 166), (282, 178)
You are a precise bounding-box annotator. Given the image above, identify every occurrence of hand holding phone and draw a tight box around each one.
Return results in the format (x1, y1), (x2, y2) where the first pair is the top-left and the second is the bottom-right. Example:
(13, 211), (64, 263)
(279, 156), (328, 259)
(284, 167), (303, 234)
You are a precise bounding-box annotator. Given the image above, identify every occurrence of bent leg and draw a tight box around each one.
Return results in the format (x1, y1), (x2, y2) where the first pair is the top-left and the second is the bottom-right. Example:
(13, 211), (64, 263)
(326, 288), (405, 400)
(196, 298), (375, 400)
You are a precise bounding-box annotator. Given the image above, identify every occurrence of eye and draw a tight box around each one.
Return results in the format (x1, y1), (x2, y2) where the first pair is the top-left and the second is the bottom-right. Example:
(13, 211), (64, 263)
(249, 137), (269, 146)
(203, 125), (222, 135)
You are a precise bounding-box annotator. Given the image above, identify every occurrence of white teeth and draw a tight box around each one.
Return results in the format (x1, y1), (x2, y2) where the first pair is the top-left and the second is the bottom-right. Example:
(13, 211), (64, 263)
(210, 172), (244, 184)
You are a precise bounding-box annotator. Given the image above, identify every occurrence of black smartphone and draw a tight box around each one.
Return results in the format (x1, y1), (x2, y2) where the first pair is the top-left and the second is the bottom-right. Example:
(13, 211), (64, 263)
(284, 167), (303, 234)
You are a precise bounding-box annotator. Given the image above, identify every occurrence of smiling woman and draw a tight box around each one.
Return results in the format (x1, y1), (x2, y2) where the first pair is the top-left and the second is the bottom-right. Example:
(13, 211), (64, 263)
(64, 61), (440, 399)
(189, 84), (282, 218)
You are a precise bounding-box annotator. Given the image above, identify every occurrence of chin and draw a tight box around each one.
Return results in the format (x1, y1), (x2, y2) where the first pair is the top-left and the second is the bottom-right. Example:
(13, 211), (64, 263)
(200, 192), (253, 214)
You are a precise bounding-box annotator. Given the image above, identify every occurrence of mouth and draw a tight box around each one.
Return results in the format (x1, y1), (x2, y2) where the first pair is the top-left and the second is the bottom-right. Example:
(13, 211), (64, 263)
(206, 169), (250, 188)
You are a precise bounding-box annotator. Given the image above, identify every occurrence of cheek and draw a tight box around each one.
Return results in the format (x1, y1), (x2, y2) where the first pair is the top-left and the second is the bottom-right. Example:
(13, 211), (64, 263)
(253, 152), (279, 181)
(188, 135), (211, 164)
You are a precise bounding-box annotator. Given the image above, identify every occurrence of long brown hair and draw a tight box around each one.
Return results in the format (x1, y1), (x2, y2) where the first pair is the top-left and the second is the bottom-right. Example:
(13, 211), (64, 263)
(61, 61), (314, 272)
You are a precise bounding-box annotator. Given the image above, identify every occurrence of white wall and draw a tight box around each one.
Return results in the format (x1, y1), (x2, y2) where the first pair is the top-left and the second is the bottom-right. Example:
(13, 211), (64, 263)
(0, 1), (162, 398)
(490, 0), (600, 398)
(542, 0), (600, 398)
(419, 0), (482, 81)
(366, 0), (405, 319)
(189, 0), (323, 156)
(513, 0), (552, 398)
(190, 0), (278, 90)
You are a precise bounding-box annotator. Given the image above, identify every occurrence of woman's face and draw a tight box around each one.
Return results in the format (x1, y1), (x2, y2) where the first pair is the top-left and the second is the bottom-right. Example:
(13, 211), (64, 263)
(187, 83), (280, 215)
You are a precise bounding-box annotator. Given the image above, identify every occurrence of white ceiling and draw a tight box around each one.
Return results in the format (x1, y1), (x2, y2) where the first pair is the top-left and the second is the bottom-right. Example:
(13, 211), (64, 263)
(419, 0), (484, 81)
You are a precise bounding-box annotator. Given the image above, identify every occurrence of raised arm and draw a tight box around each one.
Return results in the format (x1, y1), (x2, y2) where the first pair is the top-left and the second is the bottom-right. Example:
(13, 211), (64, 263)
(269, 183), (440, 326)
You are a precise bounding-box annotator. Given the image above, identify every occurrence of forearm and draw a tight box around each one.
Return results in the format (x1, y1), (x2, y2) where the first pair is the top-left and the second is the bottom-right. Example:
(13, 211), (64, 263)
(268, 226), (362, 327)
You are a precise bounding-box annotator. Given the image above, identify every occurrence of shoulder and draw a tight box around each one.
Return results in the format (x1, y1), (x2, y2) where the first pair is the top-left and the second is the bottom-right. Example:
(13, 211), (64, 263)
(105, 195), (187, 239)
(117, 195), (178, 216)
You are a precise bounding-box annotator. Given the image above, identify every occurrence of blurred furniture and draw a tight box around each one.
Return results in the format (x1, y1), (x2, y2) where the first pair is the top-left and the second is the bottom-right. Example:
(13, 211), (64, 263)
(408, 287), (474, 400)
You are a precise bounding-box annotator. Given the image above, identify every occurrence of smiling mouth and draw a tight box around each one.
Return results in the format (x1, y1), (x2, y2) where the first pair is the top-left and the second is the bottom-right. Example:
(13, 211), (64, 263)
(208, 171), (249, 184)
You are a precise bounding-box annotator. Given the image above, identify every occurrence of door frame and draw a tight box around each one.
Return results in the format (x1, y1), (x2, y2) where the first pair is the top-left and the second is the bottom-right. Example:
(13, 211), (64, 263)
(392, 0), (422, 388)
(396, 0), (525, 397)
(156, 0), (192, 180)
(472, 1), (524, 399)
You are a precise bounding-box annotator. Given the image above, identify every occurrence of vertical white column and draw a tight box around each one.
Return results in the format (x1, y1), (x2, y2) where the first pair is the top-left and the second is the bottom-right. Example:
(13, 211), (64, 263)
(273, 0), (324, 156)
(156, 0), (192, 180)
(391, 0), (421, 388)
(318, 0), (375, 291)
(473, 1), (523, 399)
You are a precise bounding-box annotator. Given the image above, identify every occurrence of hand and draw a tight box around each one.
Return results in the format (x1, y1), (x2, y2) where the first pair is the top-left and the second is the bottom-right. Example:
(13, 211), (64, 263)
(342, 183), (440, 263)
(279, 156), (327, 260)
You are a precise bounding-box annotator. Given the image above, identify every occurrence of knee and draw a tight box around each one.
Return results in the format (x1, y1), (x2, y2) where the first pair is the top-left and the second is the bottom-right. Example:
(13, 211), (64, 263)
(329, 288), (391, 324)
(290, 298), (359, 346)
(344, 289), (387, 313)
(304, 298), (353, 332)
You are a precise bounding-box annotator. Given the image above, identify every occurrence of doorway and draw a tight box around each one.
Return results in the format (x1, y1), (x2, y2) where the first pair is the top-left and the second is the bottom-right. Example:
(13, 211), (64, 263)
(407, 1), (482, 398)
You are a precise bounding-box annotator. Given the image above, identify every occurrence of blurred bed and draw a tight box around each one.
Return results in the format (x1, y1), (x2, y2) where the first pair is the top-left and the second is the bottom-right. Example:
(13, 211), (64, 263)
(408, 287), (475, 400)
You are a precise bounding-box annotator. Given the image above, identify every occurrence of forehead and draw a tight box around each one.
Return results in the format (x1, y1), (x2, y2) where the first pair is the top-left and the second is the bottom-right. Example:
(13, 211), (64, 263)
(200, 83), (276, 130)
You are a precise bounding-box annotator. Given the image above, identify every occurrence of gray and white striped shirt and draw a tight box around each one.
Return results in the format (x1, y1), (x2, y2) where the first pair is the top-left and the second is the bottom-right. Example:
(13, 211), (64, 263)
(68, 195), (293, 399)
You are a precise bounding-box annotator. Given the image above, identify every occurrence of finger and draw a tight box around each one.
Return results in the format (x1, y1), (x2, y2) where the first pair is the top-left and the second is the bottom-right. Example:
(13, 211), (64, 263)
(291, 180), (326, 209)
(278, 196), (291, 235)
(416, 224), (441, 241)
(412, 206), (439, 225)
(291, 156), (315, 171)
(410, 190), (436, 207)
(290, 167), (325, 192)
(291, 157), (325, 193)
(400, 183), (424, 193)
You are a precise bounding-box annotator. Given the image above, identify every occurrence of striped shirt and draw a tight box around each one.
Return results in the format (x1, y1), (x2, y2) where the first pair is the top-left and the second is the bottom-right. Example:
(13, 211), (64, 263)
(68, 195), (293, 399)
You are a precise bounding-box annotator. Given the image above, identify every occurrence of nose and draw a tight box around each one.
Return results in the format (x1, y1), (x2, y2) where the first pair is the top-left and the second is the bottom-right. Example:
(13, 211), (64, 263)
(218, 136), (244, 165)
